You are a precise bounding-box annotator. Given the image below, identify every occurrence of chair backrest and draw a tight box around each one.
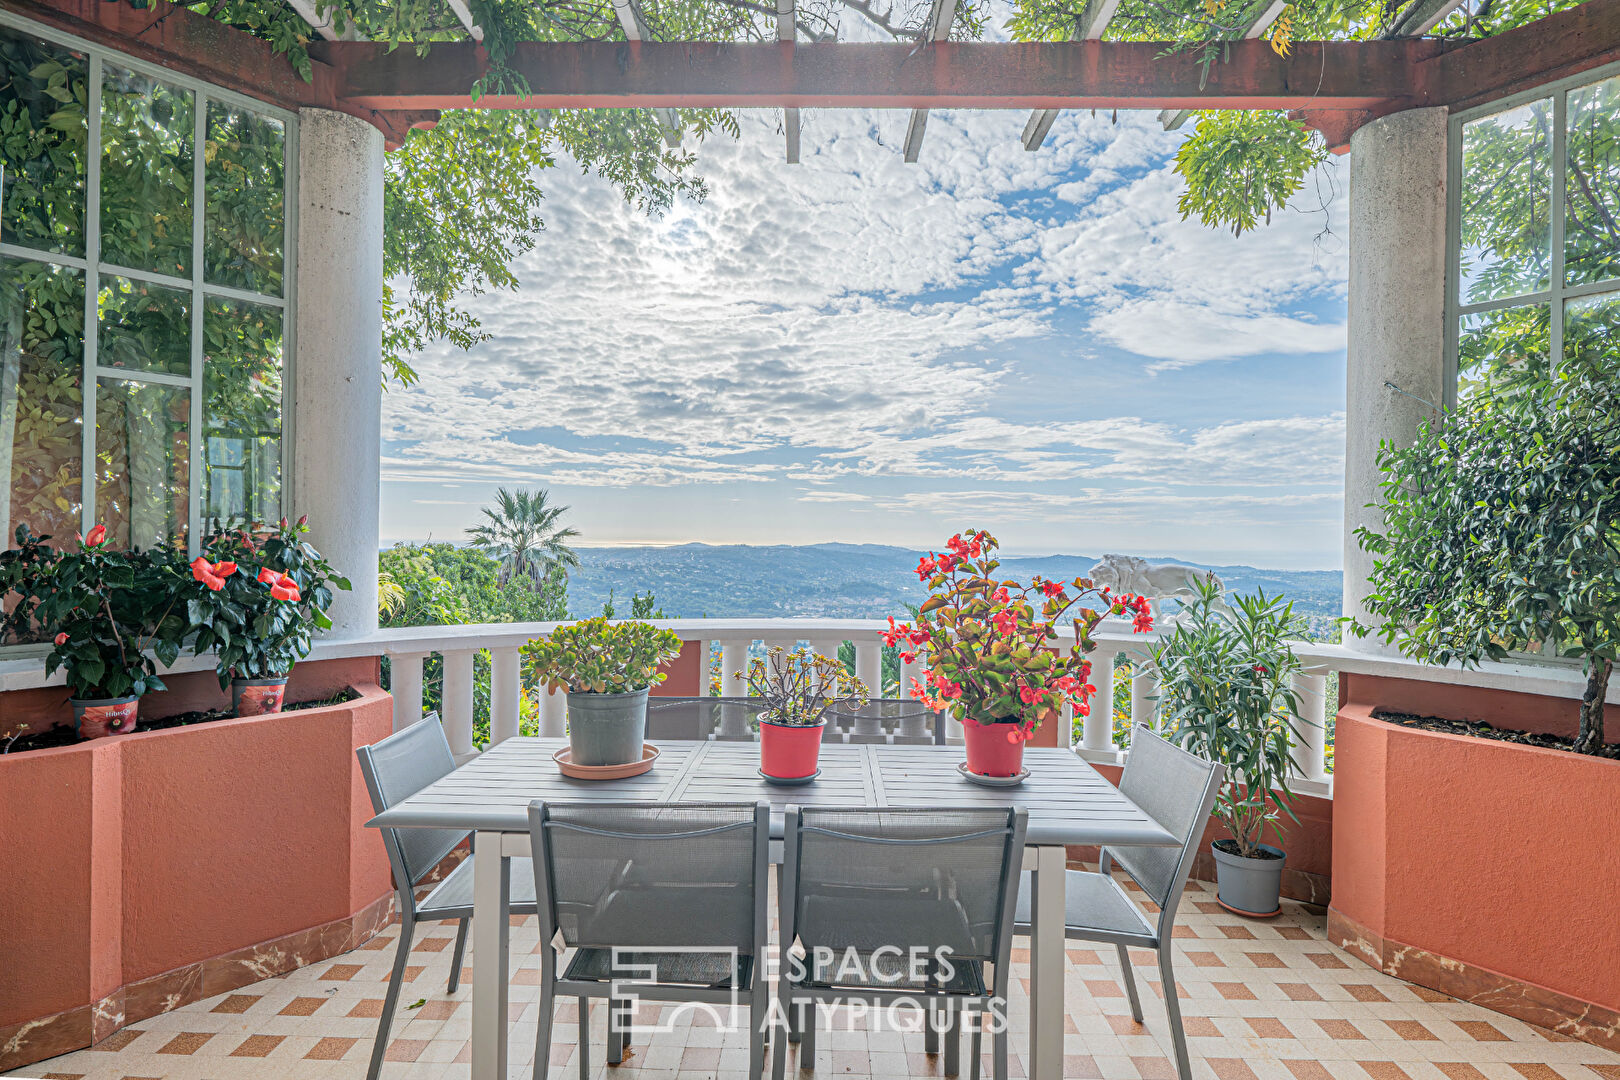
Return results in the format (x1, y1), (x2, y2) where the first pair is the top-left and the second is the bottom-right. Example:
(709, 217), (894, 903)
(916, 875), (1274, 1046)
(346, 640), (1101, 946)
(529, 802), (769, 952)
(1107, 725), (1225, 918)
(356, 714), (468, 895)
(782, 806), (1027, 966)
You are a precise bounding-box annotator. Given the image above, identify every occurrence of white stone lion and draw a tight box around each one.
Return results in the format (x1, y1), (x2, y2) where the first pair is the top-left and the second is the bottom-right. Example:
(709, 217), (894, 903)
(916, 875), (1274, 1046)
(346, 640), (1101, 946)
(1087, 554), (1228, 621)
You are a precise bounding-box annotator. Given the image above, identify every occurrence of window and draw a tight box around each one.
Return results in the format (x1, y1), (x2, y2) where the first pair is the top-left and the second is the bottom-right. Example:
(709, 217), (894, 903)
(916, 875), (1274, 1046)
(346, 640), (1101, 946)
(0, 14), (294, 556)
(1448, 66), (1620, 398)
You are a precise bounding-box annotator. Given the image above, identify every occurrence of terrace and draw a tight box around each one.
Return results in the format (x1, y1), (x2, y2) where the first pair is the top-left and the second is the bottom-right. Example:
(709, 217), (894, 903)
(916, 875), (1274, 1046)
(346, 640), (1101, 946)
(1, 1), (1618, 1079)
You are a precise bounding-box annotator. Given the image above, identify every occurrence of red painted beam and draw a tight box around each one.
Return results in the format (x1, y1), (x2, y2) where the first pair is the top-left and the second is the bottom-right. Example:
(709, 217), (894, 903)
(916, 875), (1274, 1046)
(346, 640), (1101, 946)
(321, 38), (1441, 112)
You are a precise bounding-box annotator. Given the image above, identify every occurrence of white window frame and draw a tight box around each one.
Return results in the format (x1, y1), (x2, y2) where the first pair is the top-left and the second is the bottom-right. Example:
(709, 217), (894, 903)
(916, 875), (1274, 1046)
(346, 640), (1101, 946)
(0, 9), (298, 557)
(1444, 60), (1620, 406)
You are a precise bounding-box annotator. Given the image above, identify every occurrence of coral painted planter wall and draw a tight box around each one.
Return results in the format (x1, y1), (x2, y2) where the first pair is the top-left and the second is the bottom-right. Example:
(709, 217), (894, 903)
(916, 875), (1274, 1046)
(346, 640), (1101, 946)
(0, 668), (394, 1072)
(1331, 676), (1620, 1051)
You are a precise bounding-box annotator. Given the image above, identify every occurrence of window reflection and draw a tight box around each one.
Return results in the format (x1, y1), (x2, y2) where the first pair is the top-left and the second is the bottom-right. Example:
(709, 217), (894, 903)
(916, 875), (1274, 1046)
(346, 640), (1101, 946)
(99, 64), (194, 277)
(94, 377), (188, 551)
(203, 296), (281, 526)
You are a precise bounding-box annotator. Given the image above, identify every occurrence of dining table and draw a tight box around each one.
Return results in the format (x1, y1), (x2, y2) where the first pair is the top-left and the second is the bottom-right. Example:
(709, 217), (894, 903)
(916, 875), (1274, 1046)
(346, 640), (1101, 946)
(366, 736), (1180, 1080)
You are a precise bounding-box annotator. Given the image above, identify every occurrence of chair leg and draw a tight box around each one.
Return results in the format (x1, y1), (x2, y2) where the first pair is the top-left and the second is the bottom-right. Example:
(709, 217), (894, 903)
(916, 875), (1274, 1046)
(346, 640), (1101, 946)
(771, 990), (794, 1080)
(800, 1000), (815, 1070)
(749, 979), (767, 1080)
(969, 1009), (983, 1080)
(924, 1001), (939, 1055)
(577, 998), (591, 1080)
(1116, 943), (1144, 1024)
(607, 997), (624, 1066)
(943, 1001), (960, 1077)
(993, 1018), (1008, 1080)
(366, 915), (416, 1080)
(533, 984), (554, 1080)
(1158, 948), (1194, 1080)
(448, 917), (470, 994)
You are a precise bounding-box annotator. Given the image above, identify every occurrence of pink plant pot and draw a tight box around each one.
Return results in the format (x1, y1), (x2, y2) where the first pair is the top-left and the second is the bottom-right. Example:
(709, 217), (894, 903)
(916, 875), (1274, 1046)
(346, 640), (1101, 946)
(963, 717), (1025, 777)
(759, 716), (826, 779)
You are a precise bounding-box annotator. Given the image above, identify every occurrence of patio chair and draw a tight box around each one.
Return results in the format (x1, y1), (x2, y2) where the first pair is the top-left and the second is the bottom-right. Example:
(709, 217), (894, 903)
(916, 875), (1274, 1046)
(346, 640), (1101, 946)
(356, 714), (539, 1080)
(1013, 725), (1224, 1080)
(526, 801), (772, 1080)
(775, 806), (1028, 1080)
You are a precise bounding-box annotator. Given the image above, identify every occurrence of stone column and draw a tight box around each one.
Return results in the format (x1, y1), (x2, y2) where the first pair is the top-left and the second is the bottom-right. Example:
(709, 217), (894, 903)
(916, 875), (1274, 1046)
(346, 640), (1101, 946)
(1343, 107), (1449, 652)
(292, 109), (383, 638)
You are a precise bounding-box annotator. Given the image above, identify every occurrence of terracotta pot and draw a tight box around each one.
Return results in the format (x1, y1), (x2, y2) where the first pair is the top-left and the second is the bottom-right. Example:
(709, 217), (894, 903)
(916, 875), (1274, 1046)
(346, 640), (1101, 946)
(759, 715), (826, 778)
(963, 716), (1024, 777)
(70, 695), (140, 740)
(232, 677), (289, 717)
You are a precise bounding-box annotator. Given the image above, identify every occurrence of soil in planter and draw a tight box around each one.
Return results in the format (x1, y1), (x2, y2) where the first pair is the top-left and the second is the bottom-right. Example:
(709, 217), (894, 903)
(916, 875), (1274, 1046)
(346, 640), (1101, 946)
(1371, 707), (1620, 759)
(1, 688), (361, 755)
(1212, 838), (1284, 859)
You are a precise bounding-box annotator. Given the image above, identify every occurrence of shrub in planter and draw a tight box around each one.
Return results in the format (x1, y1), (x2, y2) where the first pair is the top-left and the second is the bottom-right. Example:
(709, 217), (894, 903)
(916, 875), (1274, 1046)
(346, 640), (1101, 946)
(1146, 577), (1309, 916)
(1352, 351), (1620, 755)
(0, 524), (189, 737)
(884, 528), (1154, 776)
(737, 646), (868, 779)
(522, 617), (683, 766)
(186, 517), (351, 716)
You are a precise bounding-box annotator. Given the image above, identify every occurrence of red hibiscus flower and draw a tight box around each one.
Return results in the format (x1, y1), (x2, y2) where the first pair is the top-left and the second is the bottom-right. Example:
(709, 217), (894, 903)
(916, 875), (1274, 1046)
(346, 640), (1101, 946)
(54, 632), (68, 646)
(191, 556), (230, 592)
(257, 567), (277, 585)
(84, 524), (107, 548)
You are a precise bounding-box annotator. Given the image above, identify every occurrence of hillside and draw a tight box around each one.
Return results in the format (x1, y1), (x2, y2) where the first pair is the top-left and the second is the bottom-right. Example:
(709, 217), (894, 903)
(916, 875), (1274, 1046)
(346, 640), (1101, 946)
(565, 543), (1342, 629)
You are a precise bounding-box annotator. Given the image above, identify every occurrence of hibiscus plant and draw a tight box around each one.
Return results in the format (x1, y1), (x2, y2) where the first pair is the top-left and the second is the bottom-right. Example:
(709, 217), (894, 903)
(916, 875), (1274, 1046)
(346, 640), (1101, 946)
(186, 517), (351, 686)
(883, 529), (1155, 743)
(0, 524), (188, 700)
(737, 645), (869, 725)
(522, 616), (684, 695)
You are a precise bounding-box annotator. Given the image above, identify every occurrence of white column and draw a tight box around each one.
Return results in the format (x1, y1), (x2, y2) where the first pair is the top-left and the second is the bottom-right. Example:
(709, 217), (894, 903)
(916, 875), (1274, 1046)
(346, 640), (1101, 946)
(1130, 664), (1158, 732)
(689, 638), (710, 696)
(390, 652), (426, 732)
(850, 641), (885, 742)
(1291, 669), (1330, 781)
(292, 108), (383, 639)
(488, 646), (521, 745)
(719, 640), (750, 697)
(441, 649), (476, 756)
(1344, 107), (1449, 651)
(1082, 649), (1116, 753)
(539, 684), (566, 736)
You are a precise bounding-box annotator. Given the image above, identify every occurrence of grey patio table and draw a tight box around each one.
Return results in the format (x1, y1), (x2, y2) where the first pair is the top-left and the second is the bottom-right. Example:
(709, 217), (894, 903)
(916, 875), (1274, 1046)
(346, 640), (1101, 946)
(367, 736), (1178, 1080)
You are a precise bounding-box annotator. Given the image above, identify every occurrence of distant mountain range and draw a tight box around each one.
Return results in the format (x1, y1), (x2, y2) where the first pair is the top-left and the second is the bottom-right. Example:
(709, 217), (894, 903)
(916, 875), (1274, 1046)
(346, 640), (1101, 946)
(564, 543), (1343, 630)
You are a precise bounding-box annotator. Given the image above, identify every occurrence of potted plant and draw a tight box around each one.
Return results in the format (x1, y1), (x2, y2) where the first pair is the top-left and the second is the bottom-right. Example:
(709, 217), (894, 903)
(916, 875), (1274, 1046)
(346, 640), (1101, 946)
(737, 645), (868, 780)
(1146, 576), (1309, 917)
(0, 523), (188, 738)
(522, 616), (683, 766)
(884, 529), (1154, 777)
(186, 516), (351, 716)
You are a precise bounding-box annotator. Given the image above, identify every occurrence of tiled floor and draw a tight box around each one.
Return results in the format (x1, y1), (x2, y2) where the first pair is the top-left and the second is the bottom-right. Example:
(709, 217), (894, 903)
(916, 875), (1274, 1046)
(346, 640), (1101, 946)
(10, 876), (1620, 1080)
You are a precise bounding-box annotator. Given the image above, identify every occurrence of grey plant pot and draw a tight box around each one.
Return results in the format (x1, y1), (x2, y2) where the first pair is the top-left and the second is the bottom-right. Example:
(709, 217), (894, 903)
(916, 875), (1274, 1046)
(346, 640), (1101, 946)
(566, 688), (650, 766)
(1210, 841), (1286, 916)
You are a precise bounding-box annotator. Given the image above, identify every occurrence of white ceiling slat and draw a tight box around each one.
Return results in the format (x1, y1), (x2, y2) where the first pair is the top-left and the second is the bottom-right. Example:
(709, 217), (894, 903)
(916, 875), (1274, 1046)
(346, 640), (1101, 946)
(1020, 0), (1122, 151)
(610, 0), (684, 147)
(286, 0), (341, 42)
(1386, 0), (1466, 37)
(1158, 0), (1287, 130)
(902, 0), (961, 163)
(778, 0), (801, 163)
(445, 0), (486, 41)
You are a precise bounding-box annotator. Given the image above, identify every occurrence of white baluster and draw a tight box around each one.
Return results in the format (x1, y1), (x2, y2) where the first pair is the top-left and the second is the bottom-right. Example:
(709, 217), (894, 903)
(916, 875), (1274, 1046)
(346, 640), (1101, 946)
(850, 641), (885, 743)
(688, 637), (709, 696)
(488, 647), (521, 746)
(441, 649), (477, 757)
(1082, 648), (1116, 753)
(390, 651), (427, 733)
(720, 640), (750, 698)
(539, 683), (566, 737)
(1130, 663), (1159, 733)
(1291, 669), (1330, 781)
(1062, 700), (1077, 749)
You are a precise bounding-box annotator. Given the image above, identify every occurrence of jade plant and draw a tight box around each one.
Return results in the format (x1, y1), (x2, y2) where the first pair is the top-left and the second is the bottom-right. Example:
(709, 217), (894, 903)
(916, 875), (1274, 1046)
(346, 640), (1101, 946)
(737, 646), (869, 725)
(1352, 350), (1620, 755)
(522, 616), (683, 695)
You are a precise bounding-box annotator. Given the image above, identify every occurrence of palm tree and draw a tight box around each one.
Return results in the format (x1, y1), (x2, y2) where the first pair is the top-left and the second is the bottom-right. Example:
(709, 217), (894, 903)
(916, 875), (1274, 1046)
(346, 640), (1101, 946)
(466, 488), (581, 588)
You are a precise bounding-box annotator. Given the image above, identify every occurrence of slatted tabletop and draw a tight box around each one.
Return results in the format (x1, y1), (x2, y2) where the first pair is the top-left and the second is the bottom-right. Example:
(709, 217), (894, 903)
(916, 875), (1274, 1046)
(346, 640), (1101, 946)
(369, 737), (1177, 848)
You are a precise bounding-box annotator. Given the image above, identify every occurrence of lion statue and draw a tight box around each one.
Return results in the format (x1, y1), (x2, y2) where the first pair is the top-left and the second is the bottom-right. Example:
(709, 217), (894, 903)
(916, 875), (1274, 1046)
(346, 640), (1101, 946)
(1087, 554), (1228, 622)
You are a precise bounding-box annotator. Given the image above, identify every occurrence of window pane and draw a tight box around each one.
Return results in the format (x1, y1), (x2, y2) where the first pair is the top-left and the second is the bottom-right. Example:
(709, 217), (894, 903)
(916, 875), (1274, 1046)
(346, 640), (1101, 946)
(1, 258), (83, 551)
(204, 100), (284, 297)
(1564, 290), (1620, 372)
(94, 377), (187, 550)
(1457, 304), (1549, 397)
(98, 64), (194, 277)
(203, 296), (281, 526)
(1459, 99), (1552, 305)
(0, 26), (88, 257)
(97, 275), (191, 376)
(1565, 75), (1620, 288)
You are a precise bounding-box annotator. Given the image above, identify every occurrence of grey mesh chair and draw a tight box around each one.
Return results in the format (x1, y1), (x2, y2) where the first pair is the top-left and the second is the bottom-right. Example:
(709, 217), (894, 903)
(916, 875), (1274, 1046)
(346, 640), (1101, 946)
(1013, 725), (1224, 1080)
(775, 806), (1028, 1080)
(356, 715), (538, 1080)
(527, 801), (772, 1080)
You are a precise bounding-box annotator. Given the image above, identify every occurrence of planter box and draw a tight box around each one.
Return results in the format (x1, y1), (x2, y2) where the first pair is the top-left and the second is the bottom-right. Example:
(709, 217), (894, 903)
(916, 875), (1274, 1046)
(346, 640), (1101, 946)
(1331, 675), (1620, 1051)
(0, 670), (394, 1072)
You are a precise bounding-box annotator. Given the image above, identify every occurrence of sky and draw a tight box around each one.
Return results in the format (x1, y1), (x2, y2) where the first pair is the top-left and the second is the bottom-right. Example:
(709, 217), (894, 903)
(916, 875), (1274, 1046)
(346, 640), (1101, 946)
(380, 103), (1351, 569)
